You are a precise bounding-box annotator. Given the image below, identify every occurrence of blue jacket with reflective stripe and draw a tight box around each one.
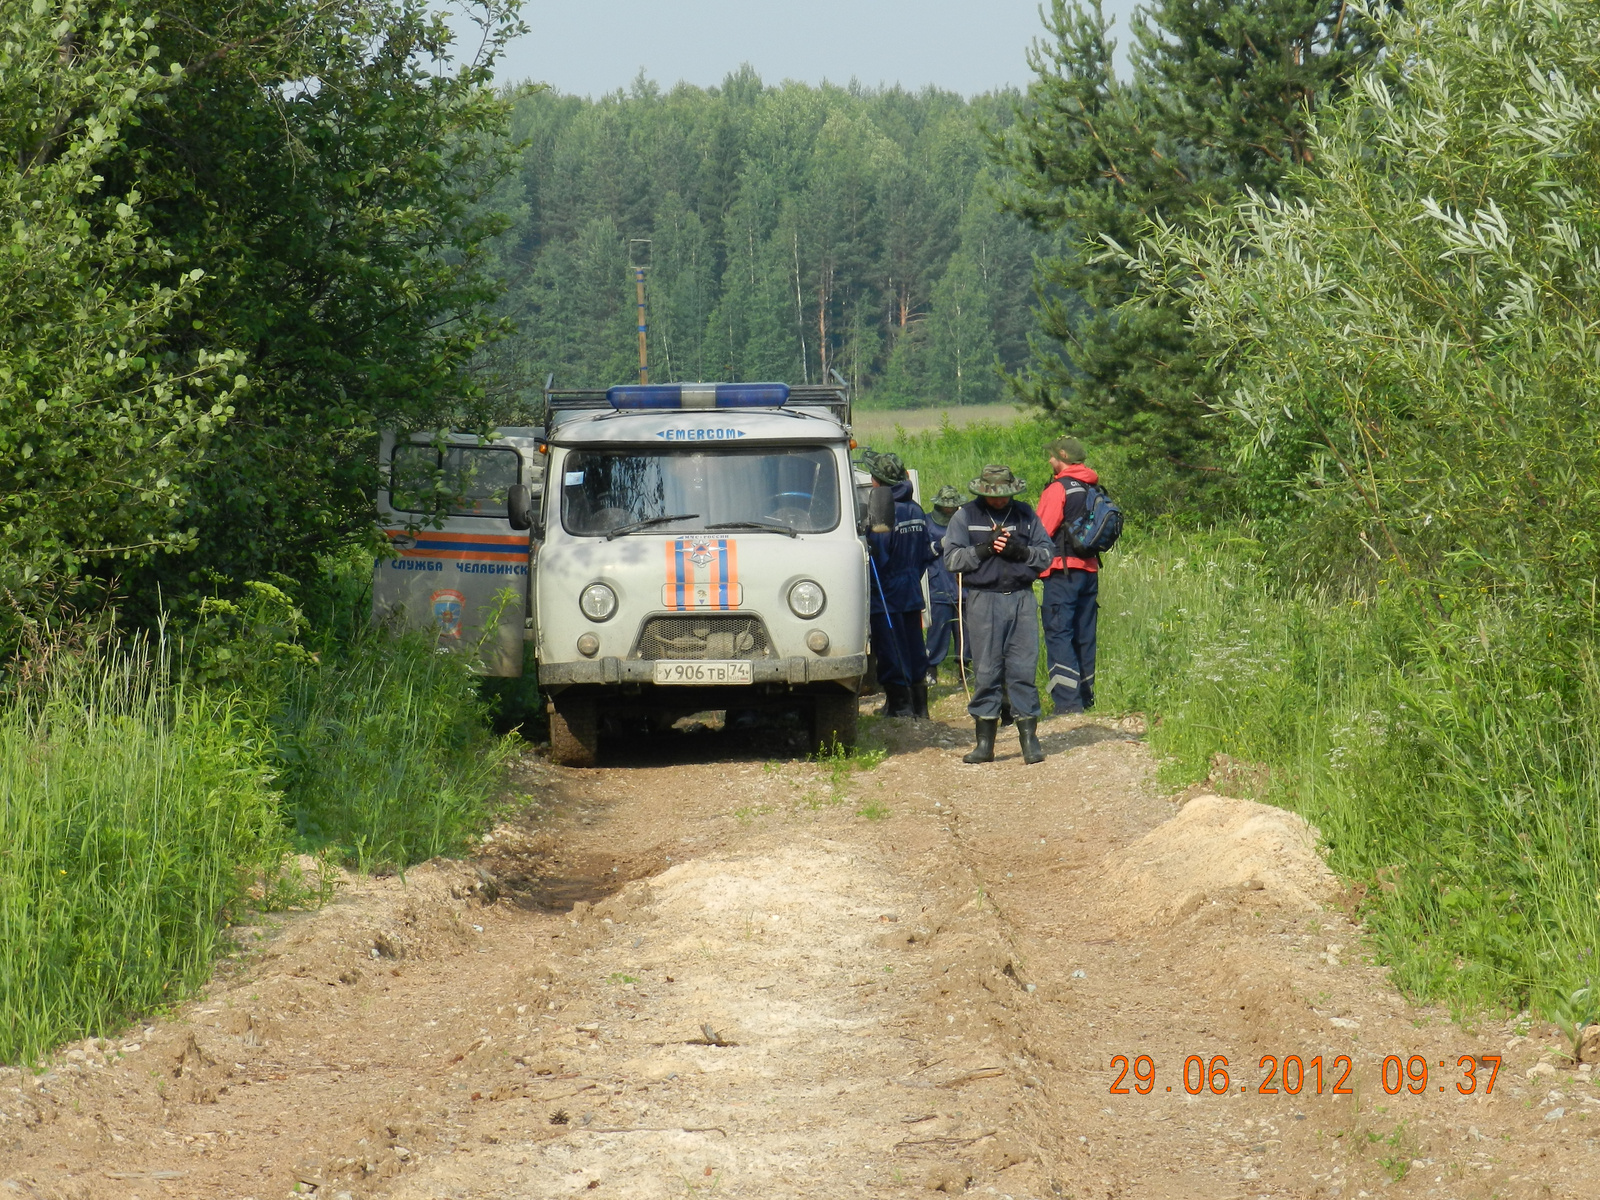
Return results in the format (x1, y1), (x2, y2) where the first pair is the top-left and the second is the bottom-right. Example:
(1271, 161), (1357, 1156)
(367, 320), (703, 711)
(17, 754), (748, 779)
(867, 479), (937, 614)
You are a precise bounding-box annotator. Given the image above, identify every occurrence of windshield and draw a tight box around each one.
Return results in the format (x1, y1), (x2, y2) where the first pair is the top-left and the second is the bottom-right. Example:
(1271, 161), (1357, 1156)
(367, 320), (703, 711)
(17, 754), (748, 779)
(389, 445), (521, 518)
(560, 446), (841, 537)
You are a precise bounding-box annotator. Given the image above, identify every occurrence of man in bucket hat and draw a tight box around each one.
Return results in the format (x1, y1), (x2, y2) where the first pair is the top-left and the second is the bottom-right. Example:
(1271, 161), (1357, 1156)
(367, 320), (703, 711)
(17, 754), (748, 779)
(865, 452), (937, 718)
(924, 484), (964, 683)
(941, 465), (1055, 764)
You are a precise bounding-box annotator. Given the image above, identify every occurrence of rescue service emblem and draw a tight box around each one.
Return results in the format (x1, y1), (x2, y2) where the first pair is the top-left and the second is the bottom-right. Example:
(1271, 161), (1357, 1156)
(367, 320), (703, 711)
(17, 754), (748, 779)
(430, 588), (466, 638)
(664, 537), (742, 610)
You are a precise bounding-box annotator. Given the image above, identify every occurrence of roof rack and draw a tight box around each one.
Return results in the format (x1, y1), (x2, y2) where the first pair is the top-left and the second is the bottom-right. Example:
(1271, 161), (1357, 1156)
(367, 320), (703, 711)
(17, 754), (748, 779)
(543, 375), (851, 428)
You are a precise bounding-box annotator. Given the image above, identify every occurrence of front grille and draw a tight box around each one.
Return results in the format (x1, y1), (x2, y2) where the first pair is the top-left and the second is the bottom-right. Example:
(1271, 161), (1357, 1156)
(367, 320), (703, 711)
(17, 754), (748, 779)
(632, 616), (774, 660)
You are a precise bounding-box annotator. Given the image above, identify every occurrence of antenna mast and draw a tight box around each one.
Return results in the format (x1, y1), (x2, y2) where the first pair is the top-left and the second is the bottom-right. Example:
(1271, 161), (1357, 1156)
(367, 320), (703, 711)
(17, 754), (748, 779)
(630, 239), (652, 385)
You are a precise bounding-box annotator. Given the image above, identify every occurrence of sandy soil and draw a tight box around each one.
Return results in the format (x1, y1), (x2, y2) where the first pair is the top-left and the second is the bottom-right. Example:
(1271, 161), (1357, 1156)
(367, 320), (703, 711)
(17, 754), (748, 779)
(3, 696), (1598, 1200)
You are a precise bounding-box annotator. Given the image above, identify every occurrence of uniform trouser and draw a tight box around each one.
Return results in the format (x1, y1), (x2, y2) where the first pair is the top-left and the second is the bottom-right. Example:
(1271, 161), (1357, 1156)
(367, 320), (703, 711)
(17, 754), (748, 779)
(871, 609), (929, 690)
(925, 600), (959, 669)
(1042, 568), (1099, 712)
(965, 588), (1042, 720)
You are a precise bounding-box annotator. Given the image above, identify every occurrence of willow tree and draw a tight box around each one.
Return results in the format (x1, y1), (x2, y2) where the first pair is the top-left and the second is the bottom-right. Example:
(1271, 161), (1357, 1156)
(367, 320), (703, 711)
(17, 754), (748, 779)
(1140, 0), (1600, 604)
(0, 1), (245, 613)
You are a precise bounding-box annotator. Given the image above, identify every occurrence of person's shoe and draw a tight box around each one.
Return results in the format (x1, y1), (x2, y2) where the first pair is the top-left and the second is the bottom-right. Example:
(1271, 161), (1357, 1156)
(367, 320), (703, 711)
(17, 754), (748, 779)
(962, 718), (998, 764)
(883, 683), (915, 718)
(1017, 717), (1046, 765)
(998, 704), (1015, 728)
(910, 684), (929, 719)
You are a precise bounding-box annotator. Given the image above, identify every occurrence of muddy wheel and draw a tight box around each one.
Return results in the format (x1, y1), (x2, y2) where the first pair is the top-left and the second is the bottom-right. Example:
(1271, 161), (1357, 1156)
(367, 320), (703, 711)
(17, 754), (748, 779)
(548, 695), (598, 767)
(810, 691), (859, 755)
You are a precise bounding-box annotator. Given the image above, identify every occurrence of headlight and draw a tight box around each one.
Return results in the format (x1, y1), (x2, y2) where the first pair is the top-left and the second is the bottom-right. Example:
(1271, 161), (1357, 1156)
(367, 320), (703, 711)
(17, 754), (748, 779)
(580, 582), (617, 622)
(788, 580), (825, 618)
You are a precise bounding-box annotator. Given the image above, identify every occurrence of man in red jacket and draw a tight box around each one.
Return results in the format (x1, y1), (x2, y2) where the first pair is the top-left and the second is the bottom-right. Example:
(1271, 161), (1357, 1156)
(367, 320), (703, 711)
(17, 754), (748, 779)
(1035, 436), (1100, 715)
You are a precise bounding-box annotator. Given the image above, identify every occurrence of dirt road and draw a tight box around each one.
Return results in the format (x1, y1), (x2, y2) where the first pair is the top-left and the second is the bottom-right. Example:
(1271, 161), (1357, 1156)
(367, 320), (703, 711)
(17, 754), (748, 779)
(3, 698), (1597, 1199)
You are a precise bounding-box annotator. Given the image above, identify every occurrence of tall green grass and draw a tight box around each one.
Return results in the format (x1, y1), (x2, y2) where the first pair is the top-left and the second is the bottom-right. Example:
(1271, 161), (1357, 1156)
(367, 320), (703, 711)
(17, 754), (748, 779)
(274, 633), (511, 872)
(194, 565), (513, 873)
(0, 639), (286, 1062)
(0, 556), (515, 1062)
(871, 411), (1219, 524)
(868, 414), (1058, 505)
(1100, 530), (1600, 1019)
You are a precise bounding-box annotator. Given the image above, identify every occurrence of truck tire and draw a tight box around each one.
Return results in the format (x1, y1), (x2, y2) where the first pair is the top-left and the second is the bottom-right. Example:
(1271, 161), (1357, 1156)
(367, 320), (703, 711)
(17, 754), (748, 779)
(811, 691), (859, 755)
(548, 695), (598, 767)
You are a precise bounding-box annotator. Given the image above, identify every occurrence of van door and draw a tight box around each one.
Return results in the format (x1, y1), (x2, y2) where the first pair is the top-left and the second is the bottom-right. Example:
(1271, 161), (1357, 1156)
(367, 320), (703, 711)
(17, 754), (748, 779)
(372, 430), (543, 677)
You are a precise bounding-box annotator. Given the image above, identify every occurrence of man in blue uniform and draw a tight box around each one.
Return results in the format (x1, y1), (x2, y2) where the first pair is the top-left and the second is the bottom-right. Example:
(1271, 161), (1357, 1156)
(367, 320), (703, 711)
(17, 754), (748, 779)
(941, 464), (1055, 764)
(924, 485), (963, 684)
(866, 453), (937, 719)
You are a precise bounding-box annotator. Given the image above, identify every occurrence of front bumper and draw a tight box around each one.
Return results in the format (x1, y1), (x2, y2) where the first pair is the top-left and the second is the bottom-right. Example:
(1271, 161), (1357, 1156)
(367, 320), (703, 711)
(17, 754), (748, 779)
(538, 653), (867, 688)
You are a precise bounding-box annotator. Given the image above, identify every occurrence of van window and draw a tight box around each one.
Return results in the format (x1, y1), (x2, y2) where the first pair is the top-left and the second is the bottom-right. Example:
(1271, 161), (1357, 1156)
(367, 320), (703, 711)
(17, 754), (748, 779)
(390, 445), (521, 517)
(560, 446), (841, 536)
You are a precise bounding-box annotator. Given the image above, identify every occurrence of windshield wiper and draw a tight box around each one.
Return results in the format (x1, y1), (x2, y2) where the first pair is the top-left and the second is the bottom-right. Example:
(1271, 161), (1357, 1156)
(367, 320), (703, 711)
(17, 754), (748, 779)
(705, 520), (799, 539)
(603, 513), (700, 540)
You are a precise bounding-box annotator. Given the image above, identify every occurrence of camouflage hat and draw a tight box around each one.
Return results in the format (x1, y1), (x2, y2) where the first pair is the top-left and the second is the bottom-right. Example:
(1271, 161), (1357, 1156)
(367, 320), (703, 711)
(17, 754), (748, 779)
(968, 464), (1027, 497)
(1049, 435), (1087, 465)
(868, 451), (908, 485)
(931, 484), (963, 511)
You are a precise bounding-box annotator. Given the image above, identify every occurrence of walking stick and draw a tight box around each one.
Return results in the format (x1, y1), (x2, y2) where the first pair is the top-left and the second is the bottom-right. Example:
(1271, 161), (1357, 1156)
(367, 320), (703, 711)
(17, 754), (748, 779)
(956, 572), (972, 703)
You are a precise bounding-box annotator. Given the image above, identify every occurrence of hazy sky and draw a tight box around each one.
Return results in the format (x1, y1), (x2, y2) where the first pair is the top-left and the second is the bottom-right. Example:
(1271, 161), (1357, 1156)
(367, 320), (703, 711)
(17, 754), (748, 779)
(491, 0), (1142, 96)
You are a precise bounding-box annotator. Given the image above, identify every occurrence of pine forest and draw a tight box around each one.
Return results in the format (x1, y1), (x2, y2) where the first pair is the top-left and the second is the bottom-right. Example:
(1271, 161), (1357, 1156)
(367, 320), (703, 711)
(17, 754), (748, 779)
(484, 74), (1052, 407)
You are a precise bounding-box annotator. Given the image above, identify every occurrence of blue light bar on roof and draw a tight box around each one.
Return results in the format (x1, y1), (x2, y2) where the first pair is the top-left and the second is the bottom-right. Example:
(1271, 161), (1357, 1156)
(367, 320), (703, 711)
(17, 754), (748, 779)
(606, 383), (791, 410)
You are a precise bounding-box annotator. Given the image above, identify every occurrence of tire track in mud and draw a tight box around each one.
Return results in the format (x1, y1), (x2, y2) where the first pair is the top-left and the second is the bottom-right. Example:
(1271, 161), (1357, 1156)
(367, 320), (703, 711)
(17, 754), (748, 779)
(1, 706), (1596, 1200)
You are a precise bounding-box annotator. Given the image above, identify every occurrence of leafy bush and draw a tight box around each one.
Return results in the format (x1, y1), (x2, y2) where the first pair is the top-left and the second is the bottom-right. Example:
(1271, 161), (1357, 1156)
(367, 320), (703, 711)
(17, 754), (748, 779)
(0, 638), (285, 1063)
(1140, 0), (1600, 602)
(0, 1), (245, 606)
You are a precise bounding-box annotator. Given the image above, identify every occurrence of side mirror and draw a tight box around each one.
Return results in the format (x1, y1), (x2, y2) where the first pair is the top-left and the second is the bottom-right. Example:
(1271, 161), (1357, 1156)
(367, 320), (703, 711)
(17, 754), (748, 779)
(507, 484), (534, 531)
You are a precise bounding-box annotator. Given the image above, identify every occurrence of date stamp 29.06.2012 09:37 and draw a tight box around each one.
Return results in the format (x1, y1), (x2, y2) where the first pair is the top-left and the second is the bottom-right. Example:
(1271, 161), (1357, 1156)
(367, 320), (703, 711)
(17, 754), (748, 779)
(1108, 1052), (1501, 1098)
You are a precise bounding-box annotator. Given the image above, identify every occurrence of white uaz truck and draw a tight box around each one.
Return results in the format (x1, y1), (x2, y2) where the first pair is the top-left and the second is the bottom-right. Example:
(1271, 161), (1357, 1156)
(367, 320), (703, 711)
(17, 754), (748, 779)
(534, 381), (868, 766)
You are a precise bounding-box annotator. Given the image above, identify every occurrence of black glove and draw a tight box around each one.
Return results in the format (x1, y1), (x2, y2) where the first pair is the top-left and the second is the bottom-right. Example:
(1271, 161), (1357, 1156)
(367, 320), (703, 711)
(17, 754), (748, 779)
(973, 538), (996, 561)
(998, 533), (1030, 562)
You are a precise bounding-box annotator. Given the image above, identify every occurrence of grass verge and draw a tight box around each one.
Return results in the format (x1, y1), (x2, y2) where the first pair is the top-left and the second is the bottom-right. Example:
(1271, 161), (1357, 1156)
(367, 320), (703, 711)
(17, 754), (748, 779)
(274, 631), (512, 872)
(194, 565), (514, 873)
(0, 638), (287, 1063)
(1099, 529), (1600, 1021)
(0, 558), (516, 1062)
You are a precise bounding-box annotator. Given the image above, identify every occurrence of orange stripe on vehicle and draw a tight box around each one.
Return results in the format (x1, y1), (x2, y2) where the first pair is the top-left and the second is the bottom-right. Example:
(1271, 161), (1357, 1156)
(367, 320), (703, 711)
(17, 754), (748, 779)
(665, 539), (682, 610)
(396, 549), (528, 562)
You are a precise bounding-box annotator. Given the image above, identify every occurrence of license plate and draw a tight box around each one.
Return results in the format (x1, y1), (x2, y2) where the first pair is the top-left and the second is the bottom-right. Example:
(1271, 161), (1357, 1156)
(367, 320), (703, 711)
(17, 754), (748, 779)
(653, 660), (753, 685)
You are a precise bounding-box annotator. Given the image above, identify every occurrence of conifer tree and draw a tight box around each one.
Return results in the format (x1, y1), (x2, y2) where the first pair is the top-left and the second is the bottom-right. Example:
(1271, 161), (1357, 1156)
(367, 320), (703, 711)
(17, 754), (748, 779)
(995, 0), (1379, 477)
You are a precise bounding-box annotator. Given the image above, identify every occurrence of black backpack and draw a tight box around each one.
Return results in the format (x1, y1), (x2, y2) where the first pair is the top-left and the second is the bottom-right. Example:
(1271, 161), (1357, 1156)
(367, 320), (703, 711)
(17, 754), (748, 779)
(1056, 479), (1124, 558)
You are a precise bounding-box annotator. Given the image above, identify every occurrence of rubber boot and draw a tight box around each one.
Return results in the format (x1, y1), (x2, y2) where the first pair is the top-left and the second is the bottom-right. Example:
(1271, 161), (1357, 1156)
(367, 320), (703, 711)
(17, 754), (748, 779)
(1017, 717), (1046, 765)
(962, 718), (998, 764)
(910, 684), (929, 720)
(883, 683), (914, 718)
